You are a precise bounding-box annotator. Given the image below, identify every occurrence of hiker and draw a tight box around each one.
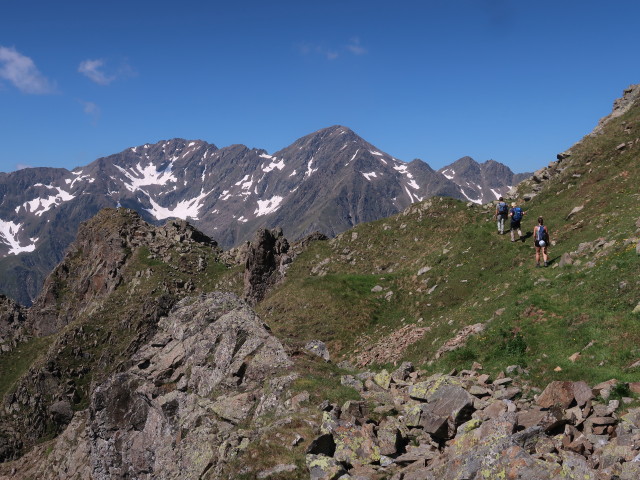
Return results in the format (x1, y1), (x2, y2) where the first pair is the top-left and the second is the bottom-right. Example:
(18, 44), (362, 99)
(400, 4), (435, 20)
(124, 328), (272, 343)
(495, 197), (508, 234)
(534, 216), (550, 267)
(509, 202), (525, 242)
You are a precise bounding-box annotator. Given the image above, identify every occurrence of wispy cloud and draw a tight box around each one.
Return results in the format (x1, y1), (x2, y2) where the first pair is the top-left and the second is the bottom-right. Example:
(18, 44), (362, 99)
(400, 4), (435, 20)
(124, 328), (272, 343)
(297, 38), (368, 60)
(78, 59), (115, 85)
(15, 163), (32, 170)
(79, 100), (100, 124)
(298, 43), (339, 60)
(0, 46), (56, 94)
(78, 58), (136, 85)
(347, 37), (367, 56)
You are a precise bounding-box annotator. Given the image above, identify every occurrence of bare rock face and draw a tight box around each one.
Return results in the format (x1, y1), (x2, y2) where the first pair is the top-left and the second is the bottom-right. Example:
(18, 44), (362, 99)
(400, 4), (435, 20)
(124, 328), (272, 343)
(88, 292), (292, 479)
(0, 293), (294, 479)
(27, 208), (218, 337)
(0, 295), (26, 352)
(243, 227), (290, 304)
(0, 208), (223, 463)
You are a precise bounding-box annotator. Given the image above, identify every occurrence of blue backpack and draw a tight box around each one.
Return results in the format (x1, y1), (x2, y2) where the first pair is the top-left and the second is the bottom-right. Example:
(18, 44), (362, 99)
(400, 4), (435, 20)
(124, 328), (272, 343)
(537, 225), (547, 242)
(512, 207), (523, 221)
(497, 202), (508, 215)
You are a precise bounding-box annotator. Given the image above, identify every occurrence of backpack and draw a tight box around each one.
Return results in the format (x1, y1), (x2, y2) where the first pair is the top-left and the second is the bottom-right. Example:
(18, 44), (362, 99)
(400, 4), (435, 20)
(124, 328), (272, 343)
(497, 202), (508, 215)
(537, 225), (547, 242)
(512, 207), (523, 221)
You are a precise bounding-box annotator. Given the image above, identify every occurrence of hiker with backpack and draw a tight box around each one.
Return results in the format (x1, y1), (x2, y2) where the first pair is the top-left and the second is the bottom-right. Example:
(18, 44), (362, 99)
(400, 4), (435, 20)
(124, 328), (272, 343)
(509, 202), (525, 242)
(534, 216), (550, 267)
(495, 197), (508, 235)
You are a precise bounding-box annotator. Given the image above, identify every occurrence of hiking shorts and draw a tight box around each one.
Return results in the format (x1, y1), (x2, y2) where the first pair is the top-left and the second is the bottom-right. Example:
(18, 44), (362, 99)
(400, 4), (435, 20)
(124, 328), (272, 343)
(534, 240), (547, 248)
(510, 220), (521, 230)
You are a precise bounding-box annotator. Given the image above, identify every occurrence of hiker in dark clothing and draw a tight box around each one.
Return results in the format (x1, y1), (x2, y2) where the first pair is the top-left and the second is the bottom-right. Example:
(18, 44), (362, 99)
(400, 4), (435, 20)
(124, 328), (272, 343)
(509, 202), (525, 242)
(534, 216), (550, 267)
(495, 197), (508, 234)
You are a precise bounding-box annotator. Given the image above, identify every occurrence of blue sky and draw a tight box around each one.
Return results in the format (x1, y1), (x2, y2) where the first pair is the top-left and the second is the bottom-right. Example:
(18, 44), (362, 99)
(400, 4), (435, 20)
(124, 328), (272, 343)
(1, 1), (639, 174)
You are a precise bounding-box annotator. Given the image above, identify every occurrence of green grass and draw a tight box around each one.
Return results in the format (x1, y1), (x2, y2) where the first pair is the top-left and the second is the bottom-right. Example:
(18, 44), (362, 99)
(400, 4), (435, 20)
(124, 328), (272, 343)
(0, 336), (53, 399)
(257, 103), (640, 388)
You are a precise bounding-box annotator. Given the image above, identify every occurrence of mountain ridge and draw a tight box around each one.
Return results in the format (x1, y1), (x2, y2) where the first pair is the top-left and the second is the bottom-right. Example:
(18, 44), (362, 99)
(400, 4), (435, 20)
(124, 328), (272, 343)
(0, 126), (526, 305)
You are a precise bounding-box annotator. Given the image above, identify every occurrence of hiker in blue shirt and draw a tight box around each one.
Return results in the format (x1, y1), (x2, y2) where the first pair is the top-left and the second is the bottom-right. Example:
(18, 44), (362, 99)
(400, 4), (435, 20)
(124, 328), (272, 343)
(495, 197), (508, 235)
(509, 202), (525, 242)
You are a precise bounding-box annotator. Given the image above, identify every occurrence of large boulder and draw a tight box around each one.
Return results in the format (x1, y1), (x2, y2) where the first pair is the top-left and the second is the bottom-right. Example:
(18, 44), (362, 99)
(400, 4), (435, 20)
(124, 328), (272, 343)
(89, 292), (292, 479)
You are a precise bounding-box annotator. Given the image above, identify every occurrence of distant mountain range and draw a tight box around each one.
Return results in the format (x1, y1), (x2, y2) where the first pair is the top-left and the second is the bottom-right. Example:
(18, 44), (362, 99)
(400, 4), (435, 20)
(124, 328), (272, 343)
(0, 125), (529, 305)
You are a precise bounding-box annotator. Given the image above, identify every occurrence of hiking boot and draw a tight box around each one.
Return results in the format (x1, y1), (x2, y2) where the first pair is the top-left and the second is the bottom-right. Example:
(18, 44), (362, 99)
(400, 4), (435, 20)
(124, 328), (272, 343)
(535, 263), (540, 268)
(544, 261), (548, 267)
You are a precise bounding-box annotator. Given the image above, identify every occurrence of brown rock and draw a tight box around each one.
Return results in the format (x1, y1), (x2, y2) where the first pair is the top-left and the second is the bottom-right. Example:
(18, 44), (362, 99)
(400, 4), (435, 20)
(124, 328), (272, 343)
(537, 381), (575, 408)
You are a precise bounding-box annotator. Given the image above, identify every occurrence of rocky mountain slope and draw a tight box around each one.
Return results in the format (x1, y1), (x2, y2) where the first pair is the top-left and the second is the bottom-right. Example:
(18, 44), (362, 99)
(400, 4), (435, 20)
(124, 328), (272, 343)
(0, 126), (524, 306)
(0, 84), (638, 479)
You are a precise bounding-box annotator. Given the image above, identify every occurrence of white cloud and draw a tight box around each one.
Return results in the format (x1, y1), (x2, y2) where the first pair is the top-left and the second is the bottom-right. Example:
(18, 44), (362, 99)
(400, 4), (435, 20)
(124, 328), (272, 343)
(80, 100), (100, 123)
(0, 46), (56, 94)
(78, 59), (115, 85)
(15, 163), (32, 170)
(347, 37), (367, 55)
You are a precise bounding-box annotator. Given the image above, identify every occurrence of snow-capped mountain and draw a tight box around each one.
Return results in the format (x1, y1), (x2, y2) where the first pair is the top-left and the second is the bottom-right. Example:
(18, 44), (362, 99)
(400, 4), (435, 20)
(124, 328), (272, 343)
(438, 156), (532, 204)
(0, 126), (527, 305)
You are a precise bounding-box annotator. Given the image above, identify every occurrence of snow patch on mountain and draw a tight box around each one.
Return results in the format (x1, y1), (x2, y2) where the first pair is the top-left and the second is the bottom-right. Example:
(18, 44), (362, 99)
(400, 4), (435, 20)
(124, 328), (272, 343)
(441, 168), (455, 180)
(262, 158), (285, 172)
(407, 179), (420, 190)
(362, 172), (378, 181)
(0, 219), (37, 255)
(306, 157), (318, 177)
(346, 149), (360, 166)
(115, 161), (178, 192)
(17, 187), (76, 216)
(255, 196), (284, 217)
(404, 186), (424, 204)
(145, 189), (210, 220)
(394, 164), (420, 191)
(459, 188), (482, 204)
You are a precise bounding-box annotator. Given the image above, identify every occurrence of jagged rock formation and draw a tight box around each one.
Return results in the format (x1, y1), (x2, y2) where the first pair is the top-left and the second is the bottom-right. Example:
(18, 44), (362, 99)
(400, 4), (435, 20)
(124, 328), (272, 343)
(0, 208), (223, 462)
(0, 293), (296, 479)
(89, 292), (292, 479)
(243, 227), (291, 304)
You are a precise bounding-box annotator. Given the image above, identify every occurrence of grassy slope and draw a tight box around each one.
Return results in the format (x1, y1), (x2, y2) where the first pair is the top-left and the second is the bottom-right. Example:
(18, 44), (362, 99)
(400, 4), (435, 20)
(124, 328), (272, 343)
(258, 101), (640, 388)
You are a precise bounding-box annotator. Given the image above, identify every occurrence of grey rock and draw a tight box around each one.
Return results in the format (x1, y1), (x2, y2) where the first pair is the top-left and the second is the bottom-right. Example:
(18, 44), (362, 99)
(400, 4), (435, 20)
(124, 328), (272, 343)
(305, 339), (331, 362)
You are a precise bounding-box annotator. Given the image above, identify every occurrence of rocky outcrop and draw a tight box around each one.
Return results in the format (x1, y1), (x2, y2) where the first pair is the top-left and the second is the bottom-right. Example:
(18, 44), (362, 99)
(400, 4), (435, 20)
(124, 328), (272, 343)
(89, 292), (292, 479)
(0, 295), (26, 352)
(243, 227), (291, 304)
(27, 209), (218, 337)
(0, 208), (223, 462)
(516, 83), (640, 200)
(0, 293), (295, 479)
(591, 84), (640, 137)
(308, 365), (640, 479)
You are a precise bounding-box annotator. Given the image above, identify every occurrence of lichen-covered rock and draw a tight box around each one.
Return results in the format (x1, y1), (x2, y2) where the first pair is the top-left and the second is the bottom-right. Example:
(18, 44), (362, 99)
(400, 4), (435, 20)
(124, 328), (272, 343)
(88, 292), (292, 479)
(306, 454), (346, 480)
(333, 422), (381, 467)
